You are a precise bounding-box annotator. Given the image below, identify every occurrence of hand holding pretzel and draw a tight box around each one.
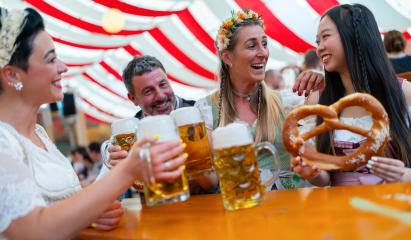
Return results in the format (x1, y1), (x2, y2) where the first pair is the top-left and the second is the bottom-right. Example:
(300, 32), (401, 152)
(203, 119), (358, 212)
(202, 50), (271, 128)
(282, 93), (389, 171)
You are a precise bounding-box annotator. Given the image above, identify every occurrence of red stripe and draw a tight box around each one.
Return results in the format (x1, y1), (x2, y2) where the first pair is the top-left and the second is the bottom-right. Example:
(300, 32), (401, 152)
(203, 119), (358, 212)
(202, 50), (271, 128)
(100, 61), (122, 81)
(306, 0), (339, 15)
(149, 28), (216, 80)
(52, 36), (124, 50)
(122, 45), (212, 88)
(65, 62), (94, 67)
(123, 45), (143, 56)
(93, 0), (184, 16)
(403, 32), (411, 40)
(235, 0), (314, 53)
(26, 0), (146, 35)
(84, 112), (112, 124)
(177, 9), (216, 54)
(82, 72), (128, 100)
(80, 96), (121, 118)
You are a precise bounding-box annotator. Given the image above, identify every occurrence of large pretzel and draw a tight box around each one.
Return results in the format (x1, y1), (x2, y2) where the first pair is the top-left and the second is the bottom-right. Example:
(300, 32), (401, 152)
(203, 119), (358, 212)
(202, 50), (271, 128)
(282, 93), (389, 171)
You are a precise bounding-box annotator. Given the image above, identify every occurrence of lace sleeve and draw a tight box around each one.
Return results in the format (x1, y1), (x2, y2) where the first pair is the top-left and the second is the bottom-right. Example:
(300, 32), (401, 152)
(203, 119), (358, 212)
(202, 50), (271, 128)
(0, 151), (46, 232)
(194, 97), (214, 130)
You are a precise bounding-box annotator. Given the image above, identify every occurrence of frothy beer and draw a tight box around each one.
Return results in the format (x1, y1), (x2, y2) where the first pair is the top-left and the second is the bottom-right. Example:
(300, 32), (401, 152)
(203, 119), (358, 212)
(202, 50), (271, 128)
(111, 118), (138, 151)
(137, 115), (189, 206)
(212, 123), (264, 211)
(171, 107), (212, 176)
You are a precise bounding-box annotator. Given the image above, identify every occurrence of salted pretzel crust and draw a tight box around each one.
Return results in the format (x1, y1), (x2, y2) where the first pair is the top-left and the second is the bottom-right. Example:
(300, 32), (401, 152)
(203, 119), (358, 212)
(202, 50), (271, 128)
(282, 93), (389, 171)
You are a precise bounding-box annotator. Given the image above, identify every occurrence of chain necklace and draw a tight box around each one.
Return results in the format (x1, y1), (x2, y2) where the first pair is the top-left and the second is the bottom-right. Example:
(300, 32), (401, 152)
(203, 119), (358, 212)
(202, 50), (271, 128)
(232, 88), (258, 102)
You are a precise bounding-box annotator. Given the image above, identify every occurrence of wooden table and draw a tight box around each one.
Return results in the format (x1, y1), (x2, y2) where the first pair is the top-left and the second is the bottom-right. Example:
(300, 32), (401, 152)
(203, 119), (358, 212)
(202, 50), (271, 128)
(77, 182), (411, 240)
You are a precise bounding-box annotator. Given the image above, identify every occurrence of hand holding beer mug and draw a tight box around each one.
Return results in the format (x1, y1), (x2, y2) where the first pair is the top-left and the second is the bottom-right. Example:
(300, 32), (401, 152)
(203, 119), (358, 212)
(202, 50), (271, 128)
(212, 123), (281, 211)
(137, 115), (190, 206)
(105, 117), (143, 190)
(171, 107), (213, 176)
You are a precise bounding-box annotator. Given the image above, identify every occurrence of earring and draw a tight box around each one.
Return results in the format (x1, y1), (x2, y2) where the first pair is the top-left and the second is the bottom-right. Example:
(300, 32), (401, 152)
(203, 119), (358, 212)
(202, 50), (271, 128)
(228, 63), (232, 68)
(8, 81), (23, 91)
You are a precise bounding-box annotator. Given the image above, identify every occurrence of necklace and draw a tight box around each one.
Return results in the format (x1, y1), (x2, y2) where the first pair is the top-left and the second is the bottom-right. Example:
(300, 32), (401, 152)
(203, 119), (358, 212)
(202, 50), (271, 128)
(232, 88), (258, 102)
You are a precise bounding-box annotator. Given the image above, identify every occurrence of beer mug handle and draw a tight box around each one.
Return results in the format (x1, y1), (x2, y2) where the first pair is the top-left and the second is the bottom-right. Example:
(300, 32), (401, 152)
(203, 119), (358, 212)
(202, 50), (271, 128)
(139, 144), (156, 185)
(102, 139), (114, 169)
(254, 142), (281, 187)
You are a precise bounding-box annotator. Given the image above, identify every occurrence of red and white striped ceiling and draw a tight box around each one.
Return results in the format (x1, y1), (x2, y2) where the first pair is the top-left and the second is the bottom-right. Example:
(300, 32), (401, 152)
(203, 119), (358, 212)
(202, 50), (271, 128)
(3, 0), (411, 123)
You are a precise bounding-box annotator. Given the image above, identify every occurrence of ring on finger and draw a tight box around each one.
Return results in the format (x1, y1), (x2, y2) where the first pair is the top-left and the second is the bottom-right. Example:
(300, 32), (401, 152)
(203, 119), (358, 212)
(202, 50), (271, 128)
(163, 160), (172, 170)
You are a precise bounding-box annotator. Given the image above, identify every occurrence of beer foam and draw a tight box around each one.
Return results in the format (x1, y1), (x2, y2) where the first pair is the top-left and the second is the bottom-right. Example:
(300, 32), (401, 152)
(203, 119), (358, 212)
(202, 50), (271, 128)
(212, 122), (253, 149)
(111, 117), (139, 135)
(171, 107), (203, 126)
(137, 115), (180, 142)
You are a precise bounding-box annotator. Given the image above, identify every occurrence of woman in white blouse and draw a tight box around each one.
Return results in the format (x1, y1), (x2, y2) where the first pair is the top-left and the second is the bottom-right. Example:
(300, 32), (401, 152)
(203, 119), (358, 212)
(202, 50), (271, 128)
(0, 7), (186, 239)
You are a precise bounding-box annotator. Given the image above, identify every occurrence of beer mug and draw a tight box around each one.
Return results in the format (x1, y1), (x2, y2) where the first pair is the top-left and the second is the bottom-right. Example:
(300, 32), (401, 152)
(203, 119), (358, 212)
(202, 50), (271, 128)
(137, 115), (189, 206)
(212, 123), (280, 211)
(106, 117), (143, 191)
(170, 107), (213, 176)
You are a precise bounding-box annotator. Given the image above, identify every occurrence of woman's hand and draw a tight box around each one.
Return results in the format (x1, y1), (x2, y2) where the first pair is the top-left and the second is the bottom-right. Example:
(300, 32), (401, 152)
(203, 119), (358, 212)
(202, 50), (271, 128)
(291, 156), (330, 186)
(126, 137), (187, 182)
(291, 156), (320, 180)
(293, 70), (325, 96)
(107, 145), (128, 167)
(93, 200), (123, 231)
(367, 156), (406, 182)
(149, 140), (187, 181)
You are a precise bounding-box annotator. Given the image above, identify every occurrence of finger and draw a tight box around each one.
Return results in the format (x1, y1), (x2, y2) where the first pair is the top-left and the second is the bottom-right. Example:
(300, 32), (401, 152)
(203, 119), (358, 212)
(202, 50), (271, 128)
(154, 153), (188, 173)
(304, 74), (318, 96)
(293, 71), (306, 92)
(106, 200), (122, 211)
(314, 75), (324, 91)
(98, 207), (124, 219)
(151, 143), (185, 165)
(95, 223), (118, 231)
(297, 73), (309, 96)
(370, 167), (401, 182)
(109, 160), (122, 167)
(370, 156), (405, 167)
(368, 161), (404, 175)
(150, 140), (182, 155)
(109, 150), (128, 161)
(108, 145), (122, 153)
(155, 166), (185, 181)
(95, 217), (122, 228)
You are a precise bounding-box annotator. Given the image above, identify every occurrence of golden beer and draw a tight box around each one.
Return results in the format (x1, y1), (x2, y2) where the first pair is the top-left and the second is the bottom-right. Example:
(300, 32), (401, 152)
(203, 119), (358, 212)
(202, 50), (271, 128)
(112, 133), (136, 151)
(144, 168), (189, 204)
(178, 122), (212, 176)
(138, 115), (190, 205)
(213, 144), (264, 210)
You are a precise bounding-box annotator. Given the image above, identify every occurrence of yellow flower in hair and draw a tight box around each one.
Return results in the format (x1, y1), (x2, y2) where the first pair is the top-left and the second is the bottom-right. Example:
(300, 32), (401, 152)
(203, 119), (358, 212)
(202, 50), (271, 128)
(216, 9), (264, 52)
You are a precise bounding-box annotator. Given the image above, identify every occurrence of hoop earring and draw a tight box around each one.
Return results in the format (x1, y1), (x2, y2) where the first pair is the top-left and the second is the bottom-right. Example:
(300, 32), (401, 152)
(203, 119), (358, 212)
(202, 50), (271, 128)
(8, 81), (23, 91)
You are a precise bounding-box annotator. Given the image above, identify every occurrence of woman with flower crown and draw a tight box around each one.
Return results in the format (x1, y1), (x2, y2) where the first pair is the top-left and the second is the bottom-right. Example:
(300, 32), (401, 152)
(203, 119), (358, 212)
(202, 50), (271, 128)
(0, 7), (187, 239)
(195, 9), (302, 190)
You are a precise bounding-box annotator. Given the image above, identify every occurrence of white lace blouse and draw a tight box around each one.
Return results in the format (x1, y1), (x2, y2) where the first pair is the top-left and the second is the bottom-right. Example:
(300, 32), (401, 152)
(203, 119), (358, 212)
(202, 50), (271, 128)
(0, 121), (81, 236)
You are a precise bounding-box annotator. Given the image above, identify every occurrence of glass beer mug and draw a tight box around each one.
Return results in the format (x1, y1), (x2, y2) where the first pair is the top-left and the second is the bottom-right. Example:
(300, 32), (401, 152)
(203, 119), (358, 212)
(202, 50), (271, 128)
(212, 123), (280, 211)
(170, 107), (213, 177)
(105, 117), (143, 191)
(137, 115), (189, 206)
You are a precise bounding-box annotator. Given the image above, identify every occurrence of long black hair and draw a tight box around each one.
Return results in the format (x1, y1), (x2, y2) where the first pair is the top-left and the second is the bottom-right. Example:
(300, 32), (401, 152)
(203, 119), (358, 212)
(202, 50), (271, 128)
(0, 8), (44, 93)
(316, 4), (411, 167)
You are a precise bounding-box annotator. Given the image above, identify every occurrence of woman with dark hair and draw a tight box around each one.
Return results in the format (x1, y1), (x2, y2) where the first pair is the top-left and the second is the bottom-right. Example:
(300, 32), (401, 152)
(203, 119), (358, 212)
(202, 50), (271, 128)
(293, 4), (411, 186)
(384, 29), (411, 74)
(0, 7), (186, 238)
(196, 9), (302, 190)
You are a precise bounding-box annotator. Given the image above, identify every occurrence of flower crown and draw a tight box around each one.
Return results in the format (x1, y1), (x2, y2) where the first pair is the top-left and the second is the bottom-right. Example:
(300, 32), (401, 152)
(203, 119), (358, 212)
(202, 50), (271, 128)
(216, 9), (264, 52)
(0, 8), (27, 68)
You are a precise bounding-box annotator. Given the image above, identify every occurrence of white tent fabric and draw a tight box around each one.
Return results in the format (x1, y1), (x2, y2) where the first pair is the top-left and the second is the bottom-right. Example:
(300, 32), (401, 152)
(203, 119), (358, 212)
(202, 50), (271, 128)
(1, 0), (411, 123)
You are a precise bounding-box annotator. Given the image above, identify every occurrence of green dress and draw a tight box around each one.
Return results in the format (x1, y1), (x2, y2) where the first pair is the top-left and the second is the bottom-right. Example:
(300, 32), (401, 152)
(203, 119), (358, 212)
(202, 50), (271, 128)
(205, 94), (303, 190)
